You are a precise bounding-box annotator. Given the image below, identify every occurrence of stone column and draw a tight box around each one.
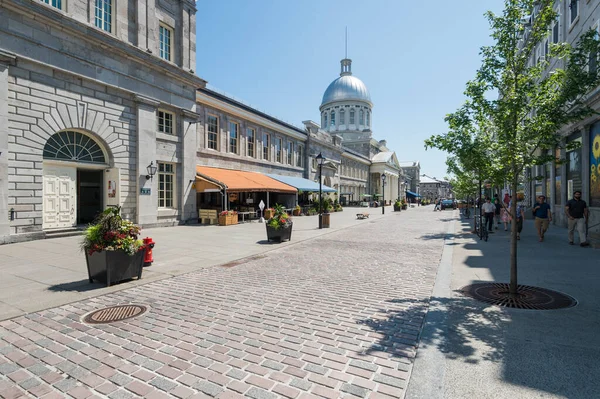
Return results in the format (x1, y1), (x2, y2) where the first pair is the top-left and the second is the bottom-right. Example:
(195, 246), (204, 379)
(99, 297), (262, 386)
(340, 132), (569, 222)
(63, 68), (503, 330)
(0, 51), (16, 242)
(135, 95), (159, 225)
(181, 109), (200, 223)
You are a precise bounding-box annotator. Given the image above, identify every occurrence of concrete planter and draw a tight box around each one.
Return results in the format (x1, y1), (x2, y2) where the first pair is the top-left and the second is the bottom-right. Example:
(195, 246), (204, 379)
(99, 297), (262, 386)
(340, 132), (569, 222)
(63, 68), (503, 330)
(85, 249), (145, 287)
(266, 222), (293, 242)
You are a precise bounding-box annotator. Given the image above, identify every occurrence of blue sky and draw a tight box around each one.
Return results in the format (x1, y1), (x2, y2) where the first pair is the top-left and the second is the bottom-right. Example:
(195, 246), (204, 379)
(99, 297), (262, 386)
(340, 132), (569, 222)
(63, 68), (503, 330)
(195, 0), (504, 180)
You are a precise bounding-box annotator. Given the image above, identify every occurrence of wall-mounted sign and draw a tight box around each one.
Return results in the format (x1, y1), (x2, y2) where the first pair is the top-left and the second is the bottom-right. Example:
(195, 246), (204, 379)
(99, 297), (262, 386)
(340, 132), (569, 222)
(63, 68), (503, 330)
(140, 188), (151, 195)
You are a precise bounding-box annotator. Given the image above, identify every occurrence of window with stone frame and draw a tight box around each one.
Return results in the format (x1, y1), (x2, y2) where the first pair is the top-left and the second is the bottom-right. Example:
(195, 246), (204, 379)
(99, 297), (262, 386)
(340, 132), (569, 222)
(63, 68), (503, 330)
(158, 110), (174, 135)
(41, 0), (62, 10)
(589, 22), (600, 73)
(349, 109), (355, 124)
(158, 162), (176, 208)
(263, 132), (270, 161)
(330, 111), (335, 127)
(340, 109), (345, 125)
(229, 122), (239, 154)
(247, 128), (255, 158)
(159, 24), (173, 62)
(297, 145), (304, 167)
(94, 0), (113, 32)
(323, 113), (328, 128)
(276, 137), (282, 163)
(287, 141), (293, 165)
(552, 9), (560, 44)
(569, 0), (579, 26)
(207, 114), (219, 150)
(359, 109), (364, 125)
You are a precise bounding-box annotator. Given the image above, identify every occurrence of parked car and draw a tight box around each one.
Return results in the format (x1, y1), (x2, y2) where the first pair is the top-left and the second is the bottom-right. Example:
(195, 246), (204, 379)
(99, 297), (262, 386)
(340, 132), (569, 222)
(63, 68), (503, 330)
(441, 199), (456, 210)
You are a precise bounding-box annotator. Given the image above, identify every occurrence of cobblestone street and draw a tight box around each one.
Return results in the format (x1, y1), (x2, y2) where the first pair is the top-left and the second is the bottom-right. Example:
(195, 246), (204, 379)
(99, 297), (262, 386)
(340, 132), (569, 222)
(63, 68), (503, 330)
(0, 209), (449, 399)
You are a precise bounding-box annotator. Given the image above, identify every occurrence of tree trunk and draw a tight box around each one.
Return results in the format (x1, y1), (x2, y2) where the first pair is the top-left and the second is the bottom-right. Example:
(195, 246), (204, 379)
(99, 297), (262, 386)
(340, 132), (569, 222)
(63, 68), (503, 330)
(509, 173), (519, 295)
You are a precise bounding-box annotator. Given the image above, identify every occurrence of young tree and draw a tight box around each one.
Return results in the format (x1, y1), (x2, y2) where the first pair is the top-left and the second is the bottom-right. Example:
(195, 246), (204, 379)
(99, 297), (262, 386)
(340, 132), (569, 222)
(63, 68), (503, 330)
(427, 0), (600, 296)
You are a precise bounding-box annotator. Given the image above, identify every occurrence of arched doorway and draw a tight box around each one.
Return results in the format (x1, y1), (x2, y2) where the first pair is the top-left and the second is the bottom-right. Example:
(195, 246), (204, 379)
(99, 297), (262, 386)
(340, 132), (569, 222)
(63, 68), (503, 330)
(42, 131), (113, 229)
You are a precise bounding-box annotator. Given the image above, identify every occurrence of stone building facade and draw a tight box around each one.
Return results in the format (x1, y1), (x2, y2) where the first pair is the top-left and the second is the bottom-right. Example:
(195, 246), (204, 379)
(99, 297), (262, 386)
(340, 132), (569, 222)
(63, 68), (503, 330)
(523, 0), (600, 243)
(0, 0), (205, 243)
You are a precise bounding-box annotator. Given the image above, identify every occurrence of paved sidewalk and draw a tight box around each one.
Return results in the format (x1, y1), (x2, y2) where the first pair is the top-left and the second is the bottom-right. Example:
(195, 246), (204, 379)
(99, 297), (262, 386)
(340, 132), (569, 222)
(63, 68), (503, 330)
(0, 207), (393, 321)
(0, 205), (444, 399)
(407, 214), (600, 399)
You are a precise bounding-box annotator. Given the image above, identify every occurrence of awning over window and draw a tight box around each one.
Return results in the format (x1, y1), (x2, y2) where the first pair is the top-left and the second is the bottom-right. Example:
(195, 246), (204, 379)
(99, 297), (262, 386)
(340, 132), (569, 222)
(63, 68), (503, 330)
(406, 190), (421, 198)
(196, 166), (297, 194)
(265, 174), (337, 193)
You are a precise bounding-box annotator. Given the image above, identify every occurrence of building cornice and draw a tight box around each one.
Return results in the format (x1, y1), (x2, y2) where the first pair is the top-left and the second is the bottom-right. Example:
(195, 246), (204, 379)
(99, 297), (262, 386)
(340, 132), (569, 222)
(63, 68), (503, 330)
(0, 50), (16, 65)
(1, 0), (207, 89)
(197, 90), (307, 141)
(341, 151), (371, 165)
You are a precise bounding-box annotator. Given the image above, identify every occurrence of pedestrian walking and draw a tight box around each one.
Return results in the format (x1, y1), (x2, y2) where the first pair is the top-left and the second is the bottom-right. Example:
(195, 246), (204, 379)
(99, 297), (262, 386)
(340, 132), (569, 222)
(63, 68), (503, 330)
(565, 190), (590, 247)
(509, 202), (526, 240)
(533, 195), (552, 242)
(494, 198), (501, 229)
(482, 197), (496, 233)
(433, 198), (440, 211)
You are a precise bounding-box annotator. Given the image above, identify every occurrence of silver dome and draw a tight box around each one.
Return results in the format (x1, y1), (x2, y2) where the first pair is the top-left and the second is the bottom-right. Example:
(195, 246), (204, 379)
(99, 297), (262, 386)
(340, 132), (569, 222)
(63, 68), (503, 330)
(321, 75), (372, 107)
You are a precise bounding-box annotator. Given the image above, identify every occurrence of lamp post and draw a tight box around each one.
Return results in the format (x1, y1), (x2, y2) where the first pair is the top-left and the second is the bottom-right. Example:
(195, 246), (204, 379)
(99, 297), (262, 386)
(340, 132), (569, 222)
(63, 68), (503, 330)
(316, 153), (325, 229)
(381, 174), (386, 214)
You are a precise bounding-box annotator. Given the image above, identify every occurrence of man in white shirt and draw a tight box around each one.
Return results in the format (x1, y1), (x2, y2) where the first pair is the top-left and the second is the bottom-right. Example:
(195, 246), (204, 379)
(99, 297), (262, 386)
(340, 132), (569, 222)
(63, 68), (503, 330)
(481, 197), (496, 233)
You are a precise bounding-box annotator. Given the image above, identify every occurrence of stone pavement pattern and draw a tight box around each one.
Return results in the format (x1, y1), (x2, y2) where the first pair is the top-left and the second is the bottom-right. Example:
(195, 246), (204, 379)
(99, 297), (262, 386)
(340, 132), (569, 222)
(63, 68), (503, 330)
(0, 208), (449, 398)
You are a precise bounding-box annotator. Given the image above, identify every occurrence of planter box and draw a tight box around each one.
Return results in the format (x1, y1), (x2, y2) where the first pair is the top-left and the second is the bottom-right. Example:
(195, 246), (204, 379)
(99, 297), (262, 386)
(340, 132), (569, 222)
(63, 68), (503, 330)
(322, 213), (331, 228)
(264, 209), (275, 219)
(219, 214), (238, 226)
(401, 205), (407, 210)
(266, 222), (293, 242)
(394, 205), (401, 212)
(85, 249), (145, 287)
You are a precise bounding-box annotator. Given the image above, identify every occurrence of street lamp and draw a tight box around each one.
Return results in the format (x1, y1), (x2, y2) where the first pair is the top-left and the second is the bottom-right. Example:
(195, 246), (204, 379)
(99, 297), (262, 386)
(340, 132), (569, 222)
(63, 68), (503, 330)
(381, 174), (386, 214)
(316, 153), (325, 229)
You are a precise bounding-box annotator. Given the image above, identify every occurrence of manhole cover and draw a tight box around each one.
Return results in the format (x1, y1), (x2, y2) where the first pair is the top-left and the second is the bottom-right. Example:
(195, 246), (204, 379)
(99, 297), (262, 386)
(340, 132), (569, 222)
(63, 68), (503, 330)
(83, 304), (148, 324)
(458, 283), (577, 310)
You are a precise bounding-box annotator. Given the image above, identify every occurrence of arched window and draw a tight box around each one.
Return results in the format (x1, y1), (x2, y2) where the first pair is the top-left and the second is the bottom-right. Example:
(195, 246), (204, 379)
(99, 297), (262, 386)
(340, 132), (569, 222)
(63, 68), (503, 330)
(330, 111), (335, 127)
(359, 110), (364, 125)
(349, 109), (355, 124)
(340, 109), (345, 125)
(323, 113), (328, 127)
(366, 111), (370, 126)
(43, 131), (106, 164)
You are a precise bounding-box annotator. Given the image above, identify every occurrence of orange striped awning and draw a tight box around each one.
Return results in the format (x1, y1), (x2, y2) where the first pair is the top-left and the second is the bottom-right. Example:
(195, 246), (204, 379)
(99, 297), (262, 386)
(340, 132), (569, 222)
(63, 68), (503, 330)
(195, 166), (297, 194)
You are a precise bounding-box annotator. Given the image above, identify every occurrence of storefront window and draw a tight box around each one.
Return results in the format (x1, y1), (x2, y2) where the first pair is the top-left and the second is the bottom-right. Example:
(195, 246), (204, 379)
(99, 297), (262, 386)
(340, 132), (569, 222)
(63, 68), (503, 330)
(591, 123), (600, 207)
(554, 147), (562, 205)
(566, 133), (582, 200)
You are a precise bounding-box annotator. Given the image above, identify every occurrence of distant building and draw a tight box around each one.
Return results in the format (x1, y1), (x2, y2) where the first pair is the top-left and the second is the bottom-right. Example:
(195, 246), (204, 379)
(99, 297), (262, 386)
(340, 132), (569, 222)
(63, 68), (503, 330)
(420, 176), (452, 201)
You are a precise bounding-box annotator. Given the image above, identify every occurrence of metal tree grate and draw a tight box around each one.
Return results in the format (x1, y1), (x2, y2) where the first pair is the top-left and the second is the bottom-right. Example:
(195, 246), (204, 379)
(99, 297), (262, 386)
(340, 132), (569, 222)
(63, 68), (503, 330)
(83, 304), (148, 324)
(458, 283), (577, 310)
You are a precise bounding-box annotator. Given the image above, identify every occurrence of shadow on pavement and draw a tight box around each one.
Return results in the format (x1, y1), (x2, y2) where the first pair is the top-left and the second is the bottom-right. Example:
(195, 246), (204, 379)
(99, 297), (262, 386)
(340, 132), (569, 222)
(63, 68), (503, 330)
(47, 280), (105, 292)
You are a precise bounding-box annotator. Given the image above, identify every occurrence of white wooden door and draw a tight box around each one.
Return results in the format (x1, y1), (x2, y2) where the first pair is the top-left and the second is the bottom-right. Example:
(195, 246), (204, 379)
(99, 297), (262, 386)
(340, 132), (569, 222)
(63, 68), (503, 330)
(43, 165), (76, 229)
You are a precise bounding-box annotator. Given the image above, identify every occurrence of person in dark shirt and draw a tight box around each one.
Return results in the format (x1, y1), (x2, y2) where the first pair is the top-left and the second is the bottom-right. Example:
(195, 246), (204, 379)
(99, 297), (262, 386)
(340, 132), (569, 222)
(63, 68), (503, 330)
(532, 195), (552, 242)
(565, 191), (589, 247)
(493, 198), (501, 230)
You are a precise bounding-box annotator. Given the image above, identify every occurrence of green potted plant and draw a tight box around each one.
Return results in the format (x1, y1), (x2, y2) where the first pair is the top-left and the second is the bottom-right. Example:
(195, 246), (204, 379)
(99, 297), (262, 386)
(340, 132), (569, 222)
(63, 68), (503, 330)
(401, 198), (407, 210)
(265, 204), (293, 242)
(292, 205), (302, 216)
(82, 206), (146, 287)
(321, 199), (332, 228)
(394, 199), (402, 212)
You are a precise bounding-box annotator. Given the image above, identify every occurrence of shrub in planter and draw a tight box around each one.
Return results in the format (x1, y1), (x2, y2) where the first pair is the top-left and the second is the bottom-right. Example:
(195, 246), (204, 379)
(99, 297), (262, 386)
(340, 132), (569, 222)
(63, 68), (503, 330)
(394, 200), (402, 212)
(265, 204), (293, 242)
(292, 205), (302, 216)
(81, 206), (146, 287)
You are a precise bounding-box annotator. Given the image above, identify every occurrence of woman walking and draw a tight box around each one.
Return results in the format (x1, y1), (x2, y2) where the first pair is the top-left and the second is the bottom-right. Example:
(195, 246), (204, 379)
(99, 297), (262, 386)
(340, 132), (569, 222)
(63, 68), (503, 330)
(501, 204), (510, 231)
